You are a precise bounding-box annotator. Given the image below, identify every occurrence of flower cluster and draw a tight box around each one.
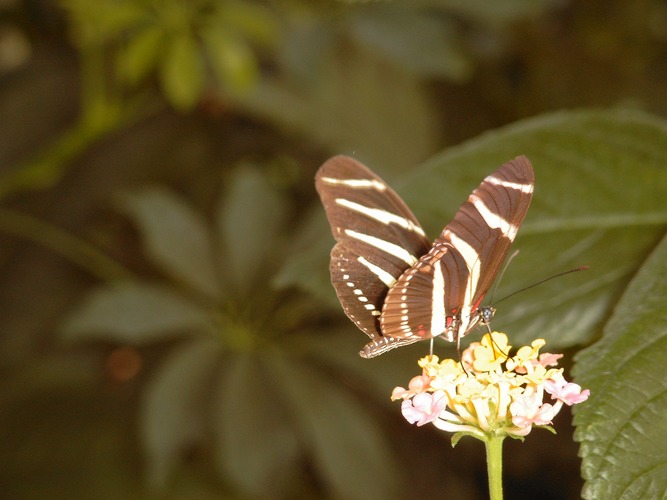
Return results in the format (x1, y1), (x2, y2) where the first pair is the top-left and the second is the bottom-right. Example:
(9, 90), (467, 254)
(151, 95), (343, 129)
(391, 332), (589, 441)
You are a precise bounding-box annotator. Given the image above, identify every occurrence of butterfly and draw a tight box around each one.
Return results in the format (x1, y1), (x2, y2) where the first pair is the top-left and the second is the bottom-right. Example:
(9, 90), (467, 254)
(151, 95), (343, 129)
(315, 155), (534, 358)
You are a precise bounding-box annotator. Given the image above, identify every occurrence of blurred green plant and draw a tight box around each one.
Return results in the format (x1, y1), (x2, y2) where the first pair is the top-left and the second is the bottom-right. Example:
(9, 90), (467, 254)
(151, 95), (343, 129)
(61, 162), (405, 498)
(0, 0), (276, 199)
(64, 0), (276, 109)
(0, 0), (559, 198)
(232, 0), (557, 171)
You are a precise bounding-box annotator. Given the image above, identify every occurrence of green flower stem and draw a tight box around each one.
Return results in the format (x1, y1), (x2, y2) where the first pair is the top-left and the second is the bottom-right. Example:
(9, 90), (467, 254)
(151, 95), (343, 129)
(485, 434), (505, 500)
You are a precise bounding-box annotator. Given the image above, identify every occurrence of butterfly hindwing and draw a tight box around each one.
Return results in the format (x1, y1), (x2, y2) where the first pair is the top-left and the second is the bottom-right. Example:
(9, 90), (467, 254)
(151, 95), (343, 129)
(315, 156), (431, 349)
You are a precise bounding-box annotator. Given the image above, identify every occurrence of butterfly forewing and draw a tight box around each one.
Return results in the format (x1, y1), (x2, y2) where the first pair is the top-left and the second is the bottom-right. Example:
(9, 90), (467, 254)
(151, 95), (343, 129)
(380, 156), (534, 344)
(443, 156), (534, 309)
(315, 156), (431, 350)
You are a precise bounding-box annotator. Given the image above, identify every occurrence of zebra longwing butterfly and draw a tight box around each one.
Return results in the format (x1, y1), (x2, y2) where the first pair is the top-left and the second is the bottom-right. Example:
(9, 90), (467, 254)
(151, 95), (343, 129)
(315, 155), (534, 358)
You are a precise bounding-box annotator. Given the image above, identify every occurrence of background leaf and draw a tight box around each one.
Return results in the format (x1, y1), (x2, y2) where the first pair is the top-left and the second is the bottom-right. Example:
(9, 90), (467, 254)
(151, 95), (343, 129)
(61, 282), (212, 344)
(159, 32), (204, 110)
(141, 338), (223, 487)
(119, 187), (223, 300)
(214, 354), (301, 497)
(117, 25), (164, 85)
(216, 165), (288, 296)
(350, 5), (472, 80)
(572, 233), (667, 498)
(268, 352), (405, 500)
(203, 28), (259, 94)
(236, 39), (440, 172)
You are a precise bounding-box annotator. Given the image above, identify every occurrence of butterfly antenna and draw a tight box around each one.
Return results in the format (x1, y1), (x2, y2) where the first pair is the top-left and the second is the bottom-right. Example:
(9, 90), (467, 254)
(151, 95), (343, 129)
(495, 265), (590, 306)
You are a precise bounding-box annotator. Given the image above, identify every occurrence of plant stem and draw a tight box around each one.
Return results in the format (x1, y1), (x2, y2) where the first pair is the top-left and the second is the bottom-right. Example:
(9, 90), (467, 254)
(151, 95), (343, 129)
(485, 435), (505, 500)
(0, 208), (133, 282)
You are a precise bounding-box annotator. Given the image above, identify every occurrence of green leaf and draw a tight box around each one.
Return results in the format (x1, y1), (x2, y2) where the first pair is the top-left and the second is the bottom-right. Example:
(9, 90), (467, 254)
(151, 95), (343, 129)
(141, 338), (223, 486)
(61, 282), (212, 344)
(216, 165), (287, 296)
(572, 232), (667, 498)
(283, 109), (667, 349)
(117, 25), (164, 85)
(214, 354), (301, 497)
(203, 28), (259, 94)
(273, 210), (338, 306)
(118, 187), (223, 300)
(160, 32), (204, 110)
(350, 5), (472, 81)
(237, 39), (439, 172)
(283, 328), (426, 400)
(267, 353), (405, 500)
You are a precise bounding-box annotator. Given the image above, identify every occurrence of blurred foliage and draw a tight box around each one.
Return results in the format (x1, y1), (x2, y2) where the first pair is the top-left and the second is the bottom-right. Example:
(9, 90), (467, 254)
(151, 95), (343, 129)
(1, 0), (667, 498)
(63, 0), (276, 107)
(1, 0), (565, 197)
(61, 165), (406, 498)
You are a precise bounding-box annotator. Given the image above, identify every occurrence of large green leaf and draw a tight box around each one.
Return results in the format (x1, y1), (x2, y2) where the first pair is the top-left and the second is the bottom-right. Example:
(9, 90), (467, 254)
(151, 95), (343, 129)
(118, 187), (223, 300)
(572, 233), (667, 498)
(202, 27), (259, 94)
(237, 34), (439, 172)
(216, 165), (288, 297)
(159, 31), (204, 110)
(267, 352), (405, 500)
(61, 282), (212, 344)
(273, 209), (337, 306)
(282, 109), (667, 350)
(140, 338), (223, 487)
(117, 24), (163, 85)
(284, 328), (428, 401)
(214, 354), (301, 497)
(349, 5), (472, 80)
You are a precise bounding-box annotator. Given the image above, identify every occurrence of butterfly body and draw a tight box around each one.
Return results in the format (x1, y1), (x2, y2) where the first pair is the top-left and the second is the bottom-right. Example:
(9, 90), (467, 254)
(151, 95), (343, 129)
(316, 155), (534, 358)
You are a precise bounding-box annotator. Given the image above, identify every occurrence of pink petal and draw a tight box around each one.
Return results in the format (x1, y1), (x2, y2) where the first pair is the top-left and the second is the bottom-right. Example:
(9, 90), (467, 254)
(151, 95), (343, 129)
(408, 374), (432, 393)
(401, 392), (447, 426)
(532, 403), (557, 426)
(537, 352), (563, 367)
(392, 386), (410, 400)
(545, 379), (590, 405)
(510, 394), (557, 427)
(392, 374), (433, 401)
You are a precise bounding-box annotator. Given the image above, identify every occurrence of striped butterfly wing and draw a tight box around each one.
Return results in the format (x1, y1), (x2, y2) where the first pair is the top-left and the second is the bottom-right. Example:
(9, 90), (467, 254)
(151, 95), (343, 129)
(380, 156), (534, 349)
(315, 156), (431, 354)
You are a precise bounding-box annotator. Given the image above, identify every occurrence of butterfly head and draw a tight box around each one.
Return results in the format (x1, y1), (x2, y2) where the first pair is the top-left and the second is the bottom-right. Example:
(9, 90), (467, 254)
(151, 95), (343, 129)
(479, 305), (496, 326)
